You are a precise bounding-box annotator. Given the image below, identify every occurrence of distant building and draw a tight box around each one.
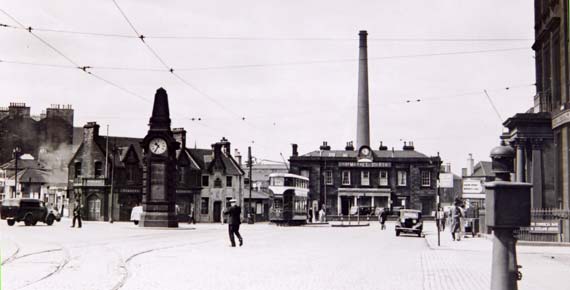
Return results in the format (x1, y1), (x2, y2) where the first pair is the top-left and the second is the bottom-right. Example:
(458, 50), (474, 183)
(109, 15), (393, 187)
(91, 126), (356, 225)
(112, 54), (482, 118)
(244, 162), (288, 222)
(461, 160), (494, 209)
(68, 122), (243, 222)
(289, 141), (440, 216)
(0, 102), (76, 165)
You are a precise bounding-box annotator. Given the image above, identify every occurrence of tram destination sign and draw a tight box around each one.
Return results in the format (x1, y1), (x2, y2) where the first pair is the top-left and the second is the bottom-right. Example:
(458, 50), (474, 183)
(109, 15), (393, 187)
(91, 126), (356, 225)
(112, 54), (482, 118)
(338, 162), (391, 168)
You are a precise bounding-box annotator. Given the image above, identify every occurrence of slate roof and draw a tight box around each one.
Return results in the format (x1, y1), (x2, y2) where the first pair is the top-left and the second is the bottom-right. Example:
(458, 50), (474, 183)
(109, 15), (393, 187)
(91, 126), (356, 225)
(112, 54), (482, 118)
(187, 148), (244, 176)
(97, 136), (144, 167)
(300, 149), (429, 159)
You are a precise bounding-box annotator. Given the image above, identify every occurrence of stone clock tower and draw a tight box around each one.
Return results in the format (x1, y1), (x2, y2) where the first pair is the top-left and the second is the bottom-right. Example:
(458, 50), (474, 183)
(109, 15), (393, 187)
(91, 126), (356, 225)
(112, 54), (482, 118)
(139, 88), (180, 227)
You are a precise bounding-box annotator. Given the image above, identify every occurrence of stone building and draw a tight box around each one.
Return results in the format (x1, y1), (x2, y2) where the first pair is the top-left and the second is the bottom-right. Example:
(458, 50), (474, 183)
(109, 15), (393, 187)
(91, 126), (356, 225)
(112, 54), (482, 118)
(288, 30), (440, 217)
(68, 122), (243, 222)
(0, 103), (75, 165)
(498, 1), (570, 241)
(289, 141), (440, 216)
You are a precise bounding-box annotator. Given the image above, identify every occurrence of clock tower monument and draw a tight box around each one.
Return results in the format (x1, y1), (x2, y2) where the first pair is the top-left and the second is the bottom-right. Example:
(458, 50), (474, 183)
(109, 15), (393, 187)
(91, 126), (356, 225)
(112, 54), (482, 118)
(139, 88), (180, 227)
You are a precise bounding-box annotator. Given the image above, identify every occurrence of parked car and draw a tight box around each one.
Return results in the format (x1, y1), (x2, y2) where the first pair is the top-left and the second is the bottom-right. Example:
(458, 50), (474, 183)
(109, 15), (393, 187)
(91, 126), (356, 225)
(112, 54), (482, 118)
(1, 198), (61, 226)
(130, 205), (143, 225)
(395, 209), (423, 237)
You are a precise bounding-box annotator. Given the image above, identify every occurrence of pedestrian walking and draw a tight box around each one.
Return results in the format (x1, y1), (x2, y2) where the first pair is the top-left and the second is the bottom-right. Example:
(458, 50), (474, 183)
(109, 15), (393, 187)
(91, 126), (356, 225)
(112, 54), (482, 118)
(308, 208), (313, 223)
(379, 208), (388, 230)
(71, 198), (82, 228)
(451, 199), (463, 241)
(188, 204), (195, 224)
(223, 199), (243, 247)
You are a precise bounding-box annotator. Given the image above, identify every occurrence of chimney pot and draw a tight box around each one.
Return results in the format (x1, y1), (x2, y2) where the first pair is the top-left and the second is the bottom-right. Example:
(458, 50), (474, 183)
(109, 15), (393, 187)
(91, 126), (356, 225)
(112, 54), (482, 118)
(292, 144), (298, 157)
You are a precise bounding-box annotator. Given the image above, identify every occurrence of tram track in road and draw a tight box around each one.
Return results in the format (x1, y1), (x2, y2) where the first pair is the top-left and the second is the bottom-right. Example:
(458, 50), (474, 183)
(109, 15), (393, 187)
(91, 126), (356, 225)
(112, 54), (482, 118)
(110, 227), (276, 290)
(4, 244), (72, 290)
(1, 239), (21, 266)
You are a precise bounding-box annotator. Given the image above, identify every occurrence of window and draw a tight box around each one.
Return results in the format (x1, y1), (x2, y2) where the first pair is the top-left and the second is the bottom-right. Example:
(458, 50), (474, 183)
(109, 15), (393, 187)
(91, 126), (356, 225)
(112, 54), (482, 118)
(127, 165), (136, 182)
(94, 162), (103, 177)
(214, 177), (222, 188)
(342, 171), (351, 185)
(324, 170), (333, 185)
(202, 175), (209, 187)
(379, 170), (388, 186)
(226, 176), (233, 187)
(178, 166), (185, 183)
(397, 171), (407, 186)
(421, 170), (431, 187)
(201, 197), (209, 214)
(300, 169), (310, 178)
(74, 162), (81, 178)
(361, 171), (370, 186)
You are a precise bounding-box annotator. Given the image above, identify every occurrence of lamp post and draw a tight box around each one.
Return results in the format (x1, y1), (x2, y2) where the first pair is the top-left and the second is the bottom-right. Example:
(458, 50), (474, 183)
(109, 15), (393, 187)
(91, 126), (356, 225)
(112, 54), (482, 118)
(13, 146), (21, 199)
(436, 152), (441, 247)
(247, 146), (254, 224)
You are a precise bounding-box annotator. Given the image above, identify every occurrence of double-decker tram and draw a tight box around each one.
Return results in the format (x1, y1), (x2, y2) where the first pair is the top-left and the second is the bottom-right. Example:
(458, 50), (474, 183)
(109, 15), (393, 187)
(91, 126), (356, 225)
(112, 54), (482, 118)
(268, 173), (309, 225)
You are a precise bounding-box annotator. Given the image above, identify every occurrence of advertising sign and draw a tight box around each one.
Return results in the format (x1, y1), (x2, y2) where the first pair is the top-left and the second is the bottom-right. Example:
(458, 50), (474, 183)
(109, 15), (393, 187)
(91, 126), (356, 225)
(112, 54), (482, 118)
(462, 179), (483, 194)
(438, 173), (454, 188)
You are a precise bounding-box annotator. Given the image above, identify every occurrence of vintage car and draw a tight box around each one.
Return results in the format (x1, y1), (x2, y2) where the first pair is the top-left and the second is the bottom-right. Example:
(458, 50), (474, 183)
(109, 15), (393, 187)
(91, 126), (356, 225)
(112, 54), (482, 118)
(395, 209), (423, 237)
(130, 205), (143, 225)
(1, 198), (61, 226)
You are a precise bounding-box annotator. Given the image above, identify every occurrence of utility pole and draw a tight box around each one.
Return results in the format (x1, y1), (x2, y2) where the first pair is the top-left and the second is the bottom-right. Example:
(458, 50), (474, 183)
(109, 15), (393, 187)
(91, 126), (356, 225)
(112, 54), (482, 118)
(436, 152), (441, 247)
(247, 146), (253, 224)
(109, 144), (116, 223)
(13, 146), (20, 198)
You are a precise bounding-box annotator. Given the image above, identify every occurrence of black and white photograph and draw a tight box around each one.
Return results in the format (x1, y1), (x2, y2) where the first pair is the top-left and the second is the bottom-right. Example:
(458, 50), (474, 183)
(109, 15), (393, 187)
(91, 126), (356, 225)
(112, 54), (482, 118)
(0, 1), (569, 289)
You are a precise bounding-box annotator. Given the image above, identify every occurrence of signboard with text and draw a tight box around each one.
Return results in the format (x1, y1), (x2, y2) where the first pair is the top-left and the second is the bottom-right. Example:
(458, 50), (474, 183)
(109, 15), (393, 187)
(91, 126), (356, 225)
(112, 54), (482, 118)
(338, 162), (391, 168)
(462, 179), (483, 194)
(438, 173), (454, 188)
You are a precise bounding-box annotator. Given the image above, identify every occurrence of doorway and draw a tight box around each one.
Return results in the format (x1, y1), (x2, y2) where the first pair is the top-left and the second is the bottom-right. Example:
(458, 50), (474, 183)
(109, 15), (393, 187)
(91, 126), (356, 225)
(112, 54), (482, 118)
(213, 201), (222, 223)
(87, 195), (101, 221)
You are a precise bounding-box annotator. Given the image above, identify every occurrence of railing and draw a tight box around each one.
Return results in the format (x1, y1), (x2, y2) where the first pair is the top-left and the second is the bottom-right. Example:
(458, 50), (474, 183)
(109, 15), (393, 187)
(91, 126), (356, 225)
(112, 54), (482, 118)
(515, 208), (569, 243)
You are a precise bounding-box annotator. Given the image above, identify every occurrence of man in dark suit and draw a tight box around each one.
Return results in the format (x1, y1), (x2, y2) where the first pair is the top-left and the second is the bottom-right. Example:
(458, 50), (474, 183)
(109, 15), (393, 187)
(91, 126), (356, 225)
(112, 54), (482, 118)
(71, 198), (82, 228)
(223, 199), (243, 247)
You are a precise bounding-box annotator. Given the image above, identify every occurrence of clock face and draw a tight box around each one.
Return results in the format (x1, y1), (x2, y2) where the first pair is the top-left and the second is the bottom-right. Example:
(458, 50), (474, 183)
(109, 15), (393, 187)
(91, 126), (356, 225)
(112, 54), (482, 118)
(149, 138), (167, 154)
(361, 148), (370, 155)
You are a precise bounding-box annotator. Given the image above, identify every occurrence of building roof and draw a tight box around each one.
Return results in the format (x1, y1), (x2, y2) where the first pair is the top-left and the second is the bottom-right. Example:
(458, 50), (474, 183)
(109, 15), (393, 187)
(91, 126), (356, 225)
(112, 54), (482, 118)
(299, 149), (429, 159)
(472, 161), (493, 177)
(188, 148), (244, 176)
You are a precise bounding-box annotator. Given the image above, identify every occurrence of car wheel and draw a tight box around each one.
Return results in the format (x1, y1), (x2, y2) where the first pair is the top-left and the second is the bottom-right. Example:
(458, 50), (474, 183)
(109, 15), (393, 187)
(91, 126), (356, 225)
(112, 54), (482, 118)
(24, 214), (34, 226)
(396, 230), (400, 236)
(7, 219), (15, 226)
(46, 215), (55, 226)
(417, 232), (422, 238)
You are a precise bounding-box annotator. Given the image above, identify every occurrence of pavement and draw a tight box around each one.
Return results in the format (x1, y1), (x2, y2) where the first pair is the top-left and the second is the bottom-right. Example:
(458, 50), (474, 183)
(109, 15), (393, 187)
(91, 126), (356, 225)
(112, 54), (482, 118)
(1, 218), (569, 290)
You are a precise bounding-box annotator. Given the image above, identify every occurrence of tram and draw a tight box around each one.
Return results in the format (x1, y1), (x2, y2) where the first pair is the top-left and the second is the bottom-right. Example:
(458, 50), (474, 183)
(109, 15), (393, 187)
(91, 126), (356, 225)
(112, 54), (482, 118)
(268, 173), (309, 225)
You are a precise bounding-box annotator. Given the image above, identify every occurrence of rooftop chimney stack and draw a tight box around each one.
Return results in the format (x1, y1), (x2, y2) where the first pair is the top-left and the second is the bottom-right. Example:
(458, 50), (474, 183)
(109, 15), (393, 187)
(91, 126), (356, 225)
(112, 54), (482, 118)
(356, 30), (370, 150)
(292, 144), (298, 157)
(467, 153), (474, 176)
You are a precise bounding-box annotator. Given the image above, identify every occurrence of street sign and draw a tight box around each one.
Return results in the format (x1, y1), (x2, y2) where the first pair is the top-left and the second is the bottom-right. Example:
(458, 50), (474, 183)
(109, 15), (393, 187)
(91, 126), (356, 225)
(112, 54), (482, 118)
(438, 173), (454, 188)
(463, 179), (483, 193)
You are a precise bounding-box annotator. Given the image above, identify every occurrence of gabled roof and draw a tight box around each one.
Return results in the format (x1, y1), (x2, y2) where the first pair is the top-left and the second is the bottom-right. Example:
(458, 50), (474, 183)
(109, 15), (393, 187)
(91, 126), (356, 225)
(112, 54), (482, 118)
(96, 136), (143, 167)
(188, 148), (244, 176)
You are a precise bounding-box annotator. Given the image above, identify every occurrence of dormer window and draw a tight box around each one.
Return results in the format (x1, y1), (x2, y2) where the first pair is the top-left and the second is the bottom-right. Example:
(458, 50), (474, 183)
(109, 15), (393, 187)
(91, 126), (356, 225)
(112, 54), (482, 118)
(94, 162), (103, 178)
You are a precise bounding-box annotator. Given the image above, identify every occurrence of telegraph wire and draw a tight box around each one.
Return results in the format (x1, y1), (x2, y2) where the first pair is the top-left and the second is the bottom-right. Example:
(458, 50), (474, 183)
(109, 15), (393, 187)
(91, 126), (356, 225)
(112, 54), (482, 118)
(0, 22), (532, 42)
(0, 8), (150, 103)
(0, 47), (531, 73)
(111, 0), (251, 121)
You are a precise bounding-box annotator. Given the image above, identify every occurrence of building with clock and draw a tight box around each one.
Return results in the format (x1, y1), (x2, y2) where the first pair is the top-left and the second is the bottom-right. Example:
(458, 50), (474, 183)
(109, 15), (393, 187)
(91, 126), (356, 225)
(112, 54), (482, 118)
(67, 121), (243, 223)
(289, 141), (440, 216)
(288, 30), (441, 216)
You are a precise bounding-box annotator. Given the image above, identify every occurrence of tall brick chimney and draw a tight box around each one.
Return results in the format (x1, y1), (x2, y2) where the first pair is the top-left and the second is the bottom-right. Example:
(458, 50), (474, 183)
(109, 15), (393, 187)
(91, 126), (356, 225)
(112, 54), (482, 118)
(356, 30), (370, 150)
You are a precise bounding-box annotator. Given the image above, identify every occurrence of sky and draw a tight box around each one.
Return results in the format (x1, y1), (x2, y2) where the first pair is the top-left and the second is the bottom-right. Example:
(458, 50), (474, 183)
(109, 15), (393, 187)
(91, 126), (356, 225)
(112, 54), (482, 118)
(0, 0), (535, 174)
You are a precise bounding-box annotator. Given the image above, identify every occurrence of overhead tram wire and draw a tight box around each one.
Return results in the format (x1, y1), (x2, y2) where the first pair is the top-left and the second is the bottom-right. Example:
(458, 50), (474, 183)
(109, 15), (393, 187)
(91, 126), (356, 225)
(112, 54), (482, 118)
(0, 23), (532, 42)
(111, 0), (256, 123)
(2, 47), (530, 73)
(0, 8), (151, 103)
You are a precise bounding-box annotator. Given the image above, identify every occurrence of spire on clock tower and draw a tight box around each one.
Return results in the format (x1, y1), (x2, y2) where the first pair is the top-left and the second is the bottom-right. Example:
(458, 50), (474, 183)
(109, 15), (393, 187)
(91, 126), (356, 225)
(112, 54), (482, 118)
(149, 87), (171, 130)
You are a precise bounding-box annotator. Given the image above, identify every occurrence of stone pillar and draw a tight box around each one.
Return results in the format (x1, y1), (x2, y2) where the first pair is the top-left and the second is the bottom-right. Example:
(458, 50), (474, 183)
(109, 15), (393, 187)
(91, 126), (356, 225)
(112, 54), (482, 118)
(515, 141), (526, 182)
(531, 140), (543, 209)
(337, 195), (341, 215)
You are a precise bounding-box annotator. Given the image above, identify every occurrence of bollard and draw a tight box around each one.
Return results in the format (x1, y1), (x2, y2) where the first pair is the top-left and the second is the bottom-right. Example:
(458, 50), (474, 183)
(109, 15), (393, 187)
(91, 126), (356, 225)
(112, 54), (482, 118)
(485, 143), (531, 290)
